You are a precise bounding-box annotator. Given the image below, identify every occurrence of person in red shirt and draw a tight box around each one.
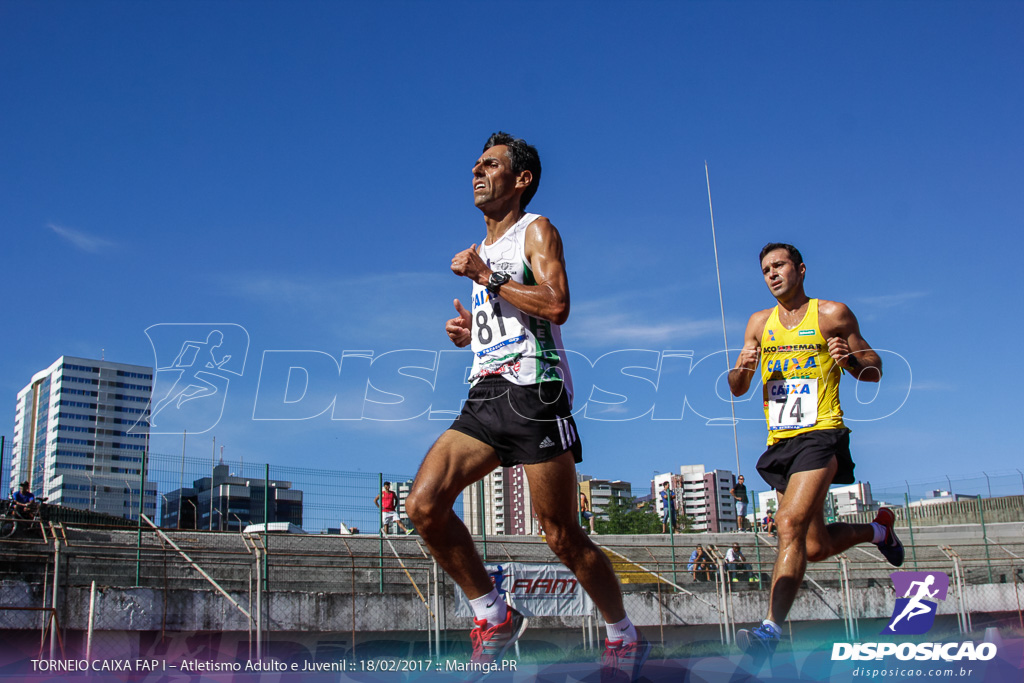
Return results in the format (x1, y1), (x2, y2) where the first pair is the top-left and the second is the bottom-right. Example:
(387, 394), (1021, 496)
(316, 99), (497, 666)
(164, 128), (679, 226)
(374, 482), (411, 535)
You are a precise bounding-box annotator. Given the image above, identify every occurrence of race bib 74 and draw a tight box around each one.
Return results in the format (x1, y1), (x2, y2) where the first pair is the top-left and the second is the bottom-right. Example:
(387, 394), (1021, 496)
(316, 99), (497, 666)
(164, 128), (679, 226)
(767, 378), (818, 430)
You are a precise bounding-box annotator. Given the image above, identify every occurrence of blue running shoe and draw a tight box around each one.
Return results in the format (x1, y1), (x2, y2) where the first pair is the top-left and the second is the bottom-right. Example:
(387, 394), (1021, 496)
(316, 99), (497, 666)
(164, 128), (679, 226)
(873, 508), (904, 567)
(736, 623), (779, 659)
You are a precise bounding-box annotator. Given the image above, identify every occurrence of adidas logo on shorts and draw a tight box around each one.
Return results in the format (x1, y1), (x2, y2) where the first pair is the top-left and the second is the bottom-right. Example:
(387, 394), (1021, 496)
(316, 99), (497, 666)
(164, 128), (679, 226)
(539, 436), (555, 448)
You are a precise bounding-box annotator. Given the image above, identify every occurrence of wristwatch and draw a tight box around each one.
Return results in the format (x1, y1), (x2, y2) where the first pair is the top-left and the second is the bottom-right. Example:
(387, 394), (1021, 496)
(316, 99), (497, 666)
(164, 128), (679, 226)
(487, 271), (511, 294)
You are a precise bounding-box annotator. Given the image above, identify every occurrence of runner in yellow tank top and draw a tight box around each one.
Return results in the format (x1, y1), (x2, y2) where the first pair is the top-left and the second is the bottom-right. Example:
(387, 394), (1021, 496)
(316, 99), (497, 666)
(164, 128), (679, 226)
(727, 243), (904, 660)
(760, 298), (845, 445)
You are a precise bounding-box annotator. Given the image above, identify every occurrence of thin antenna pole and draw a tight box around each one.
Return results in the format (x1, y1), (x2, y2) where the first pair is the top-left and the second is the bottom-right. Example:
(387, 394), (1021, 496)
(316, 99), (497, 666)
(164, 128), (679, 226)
(705, 162), (742, 476)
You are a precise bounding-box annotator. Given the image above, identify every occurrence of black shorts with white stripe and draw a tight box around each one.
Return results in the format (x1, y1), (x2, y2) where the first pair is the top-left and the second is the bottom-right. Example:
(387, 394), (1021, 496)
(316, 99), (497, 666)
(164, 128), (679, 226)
(448, 377), (583, 467)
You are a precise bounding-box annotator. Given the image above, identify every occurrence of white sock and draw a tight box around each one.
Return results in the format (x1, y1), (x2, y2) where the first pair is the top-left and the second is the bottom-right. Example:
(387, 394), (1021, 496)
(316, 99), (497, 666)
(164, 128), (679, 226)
(605, 616), (637, 645)
(870, 521), (886, 544)
(762, 619), (781, 636)
(469, 589), (506, 627)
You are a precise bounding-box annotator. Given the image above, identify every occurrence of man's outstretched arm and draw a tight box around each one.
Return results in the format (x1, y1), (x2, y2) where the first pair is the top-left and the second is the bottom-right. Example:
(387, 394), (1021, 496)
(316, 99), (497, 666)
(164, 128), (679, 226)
(728, 311), (768, 396)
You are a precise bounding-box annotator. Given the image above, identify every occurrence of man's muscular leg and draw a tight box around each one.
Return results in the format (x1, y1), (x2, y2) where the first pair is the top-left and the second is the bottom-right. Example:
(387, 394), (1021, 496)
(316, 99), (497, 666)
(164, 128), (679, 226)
(768, 457), (875, 624)
(767, 461), (835, 625)
(525, 452), (626, 623)
(405, 430), (500, 599)
(805, 506), (876, 563)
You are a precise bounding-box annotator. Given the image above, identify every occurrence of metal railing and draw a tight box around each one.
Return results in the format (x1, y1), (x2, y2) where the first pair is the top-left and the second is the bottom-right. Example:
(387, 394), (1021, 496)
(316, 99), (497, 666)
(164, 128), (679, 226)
(2, 520), (1022, 663)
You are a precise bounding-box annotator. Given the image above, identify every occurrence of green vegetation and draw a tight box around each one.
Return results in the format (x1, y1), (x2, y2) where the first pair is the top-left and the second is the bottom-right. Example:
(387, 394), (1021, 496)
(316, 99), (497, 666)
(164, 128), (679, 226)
(595, 495), (661, 535)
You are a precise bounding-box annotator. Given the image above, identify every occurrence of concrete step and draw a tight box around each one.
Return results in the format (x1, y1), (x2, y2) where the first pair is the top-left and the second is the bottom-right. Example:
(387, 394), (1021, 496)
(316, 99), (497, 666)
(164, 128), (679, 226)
(599, 547), (669, 585)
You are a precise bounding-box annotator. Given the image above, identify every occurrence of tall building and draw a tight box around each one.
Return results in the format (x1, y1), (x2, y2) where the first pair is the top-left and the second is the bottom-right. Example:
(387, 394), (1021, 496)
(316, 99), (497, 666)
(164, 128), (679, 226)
(10, 356), (156, 520)
(831, 481), (875, 515)
(160, 463), (303, 531)
(463, 465), (538, 536)
(652, 464), (737, 533)
(395, 479), (414, 524)
(578, 476), (632, 522)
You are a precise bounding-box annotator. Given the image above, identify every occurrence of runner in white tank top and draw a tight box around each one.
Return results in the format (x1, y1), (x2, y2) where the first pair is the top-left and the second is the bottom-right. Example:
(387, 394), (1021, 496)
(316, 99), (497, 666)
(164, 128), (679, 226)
(406, 132), (647, 682)
(469, 212), (573, 402)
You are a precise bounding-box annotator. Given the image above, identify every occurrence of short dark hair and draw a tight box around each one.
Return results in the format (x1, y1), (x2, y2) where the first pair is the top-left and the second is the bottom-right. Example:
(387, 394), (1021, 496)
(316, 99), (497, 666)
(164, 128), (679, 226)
(383, 482), (391, 487)
(483, 132), (542, 208)
(759, 242), (804, 267)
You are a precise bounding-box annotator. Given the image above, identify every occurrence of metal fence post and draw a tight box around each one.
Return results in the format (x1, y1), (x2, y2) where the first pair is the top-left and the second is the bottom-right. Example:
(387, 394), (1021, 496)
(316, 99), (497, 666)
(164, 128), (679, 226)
(255, 546), (263, 659)
(977, 496), (993, 583)
(210, 438), (217, 528)
(379, 473), (385, 593)
(135, 450), (147, 586)
(754, 539), (764, 591)
(263, 465), (269, 592)
(433, 558), (441, 659)
(955, 553), (971, 634)
(717, 558), (732, 645)
(478, 479), (488, 562)
(86, 580), (96, 660)
(903, 493), (918, 570)
(669, 506), (677, 591)
(425, 566), (432, 658)
(839, 556), (858, 641)
(350, 557), (357, 662)
(1015, 566), (1023, 632)
(50, 539), (61, 659)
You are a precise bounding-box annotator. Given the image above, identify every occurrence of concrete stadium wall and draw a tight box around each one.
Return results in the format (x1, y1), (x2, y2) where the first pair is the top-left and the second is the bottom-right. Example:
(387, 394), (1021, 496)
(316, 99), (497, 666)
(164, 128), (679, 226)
(3, 579), (1021, 634)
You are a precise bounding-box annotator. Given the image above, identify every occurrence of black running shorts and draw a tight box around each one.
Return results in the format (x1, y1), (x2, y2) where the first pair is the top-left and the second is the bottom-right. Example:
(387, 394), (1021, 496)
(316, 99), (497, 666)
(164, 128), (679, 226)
(756, 428), (855, 492)
(448, 377), (583, 467)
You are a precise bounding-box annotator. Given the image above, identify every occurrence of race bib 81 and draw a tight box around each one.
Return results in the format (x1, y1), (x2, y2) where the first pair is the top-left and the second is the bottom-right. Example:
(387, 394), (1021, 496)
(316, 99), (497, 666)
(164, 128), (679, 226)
(472, 295), (526, 358)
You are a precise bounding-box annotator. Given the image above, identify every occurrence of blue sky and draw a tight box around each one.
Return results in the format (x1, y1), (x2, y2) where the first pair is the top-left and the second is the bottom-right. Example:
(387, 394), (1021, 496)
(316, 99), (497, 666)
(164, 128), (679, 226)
(2, 1), (1022, 500)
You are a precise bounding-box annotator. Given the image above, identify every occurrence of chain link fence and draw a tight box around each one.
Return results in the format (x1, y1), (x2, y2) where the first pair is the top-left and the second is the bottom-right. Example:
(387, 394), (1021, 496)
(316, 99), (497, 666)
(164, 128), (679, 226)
(2, 434), (1023, 664)
(2, 522), (1021, 661)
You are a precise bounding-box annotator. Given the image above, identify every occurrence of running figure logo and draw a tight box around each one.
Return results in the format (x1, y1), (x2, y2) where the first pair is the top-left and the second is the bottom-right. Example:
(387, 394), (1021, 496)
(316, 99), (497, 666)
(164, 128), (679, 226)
(884, 571), (949, 635)
(144, 324), (249, 434)
(489, 565), (508, 601)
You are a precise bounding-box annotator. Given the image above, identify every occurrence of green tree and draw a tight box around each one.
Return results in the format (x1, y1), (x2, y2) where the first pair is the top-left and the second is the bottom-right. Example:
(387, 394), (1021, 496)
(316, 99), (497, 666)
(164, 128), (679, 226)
(595, 496), (661, 535)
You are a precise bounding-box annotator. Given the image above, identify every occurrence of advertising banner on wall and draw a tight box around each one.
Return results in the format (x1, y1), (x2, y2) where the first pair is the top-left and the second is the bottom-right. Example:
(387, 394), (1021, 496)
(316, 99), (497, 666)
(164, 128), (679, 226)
(453, 563), (594, 618)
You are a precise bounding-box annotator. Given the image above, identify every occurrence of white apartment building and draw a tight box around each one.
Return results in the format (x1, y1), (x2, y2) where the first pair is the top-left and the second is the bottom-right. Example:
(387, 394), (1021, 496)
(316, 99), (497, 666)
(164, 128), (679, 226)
(831, 481), (875, 515)
(653, 464), (737, 533)
(758, 490), (779, 518)
(759, 481), (875, 520)
(10, 356), (156, 520)
(909, 489), (971, 507)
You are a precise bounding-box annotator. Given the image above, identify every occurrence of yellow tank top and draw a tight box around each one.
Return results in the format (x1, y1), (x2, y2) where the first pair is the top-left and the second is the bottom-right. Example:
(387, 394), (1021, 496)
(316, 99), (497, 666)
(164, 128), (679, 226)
(760, 298), (845, 445)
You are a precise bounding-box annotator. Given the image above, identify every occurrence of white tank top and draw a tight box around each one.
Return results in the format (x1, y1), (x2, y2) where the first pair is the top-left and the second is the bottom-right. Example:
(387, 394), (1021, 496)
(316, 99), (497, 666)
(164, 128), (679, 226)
(468, 213), (574, 402)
